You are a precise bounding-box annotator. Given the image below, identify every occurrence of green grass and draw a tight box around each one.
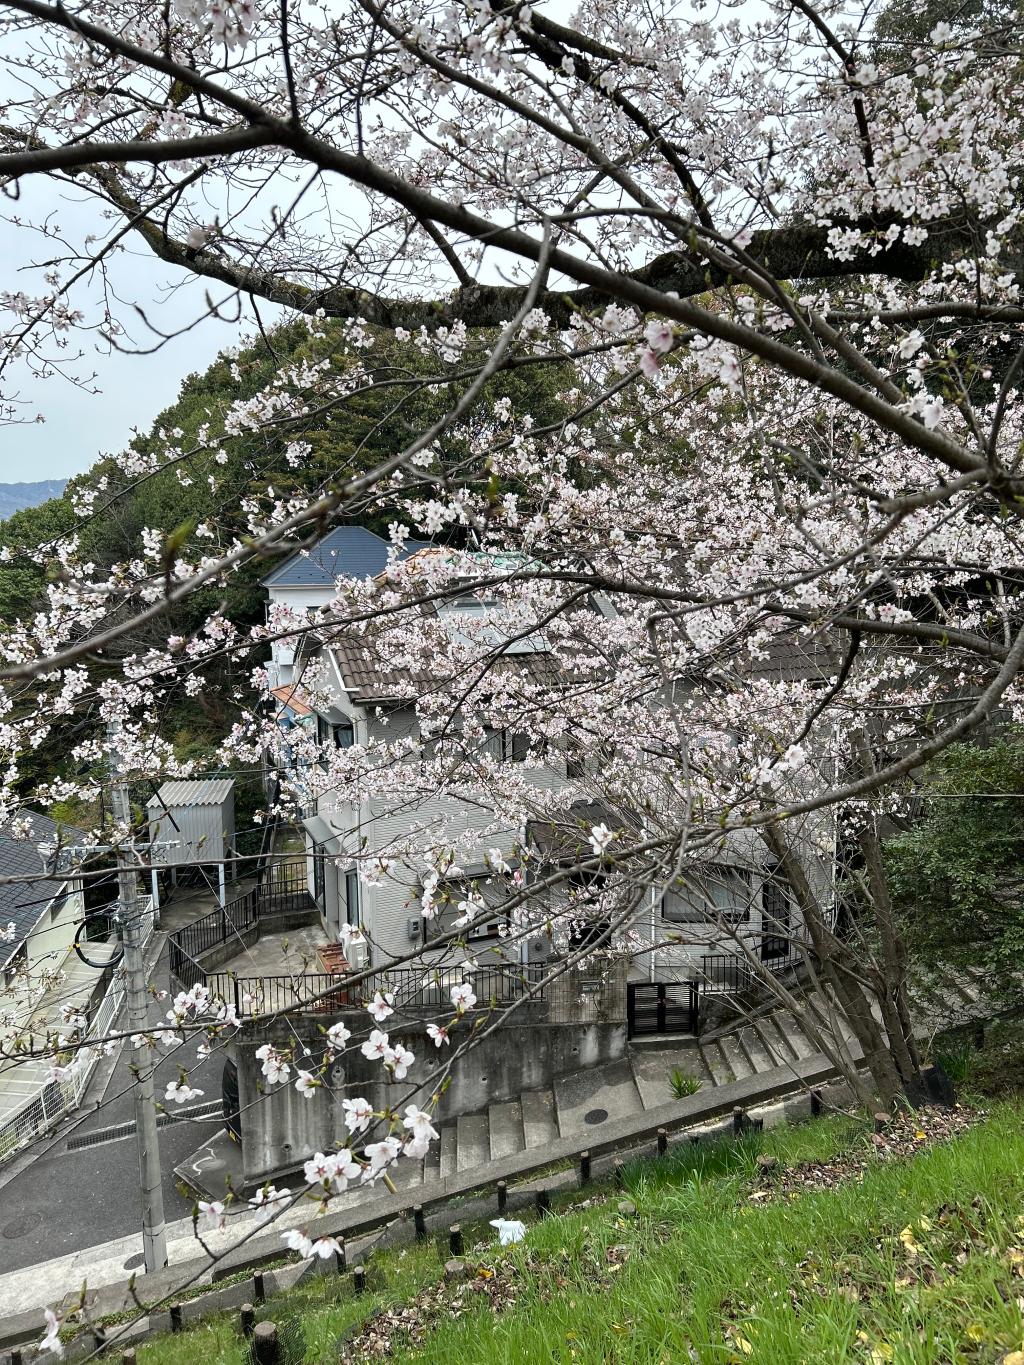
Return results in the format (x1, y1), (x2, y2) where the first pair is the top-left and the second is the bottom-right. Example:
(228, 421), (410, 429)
(391, 1108), (1024, 1364)
(132, 1105), (1024, 1365)
(134, 1242), (443, 1365)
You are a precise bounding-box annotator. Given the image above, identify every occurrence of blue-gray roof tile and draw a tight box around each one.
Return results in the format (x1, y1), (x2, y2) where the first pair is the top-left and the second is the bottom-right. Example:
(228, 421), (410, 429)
(261, 526), (431, 588)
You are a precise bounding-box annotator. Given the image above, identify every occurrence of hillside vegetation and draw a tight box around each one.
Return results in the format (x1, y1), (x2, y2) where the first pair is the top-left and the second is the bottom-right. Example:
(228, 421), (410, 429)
(0, 321), (573, 806)
(124, 1083), (1024, 1365)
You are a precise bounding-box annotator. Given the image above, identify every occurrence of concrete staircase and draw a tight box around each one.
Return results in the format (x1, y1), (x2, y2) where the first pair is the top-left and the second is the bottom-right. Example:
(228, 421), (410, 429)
(178, 961), (997, 1206)
(393, 963), (993, 1186)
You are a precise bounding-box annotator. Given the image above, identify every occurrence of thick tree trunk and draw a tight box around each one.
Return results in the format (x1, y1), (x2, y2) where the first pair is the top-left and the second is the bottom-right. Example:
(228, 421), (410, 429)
(852, 733), (925, 1088)
(762, 823), (905, 1107)
(857, 820), (925, 1087)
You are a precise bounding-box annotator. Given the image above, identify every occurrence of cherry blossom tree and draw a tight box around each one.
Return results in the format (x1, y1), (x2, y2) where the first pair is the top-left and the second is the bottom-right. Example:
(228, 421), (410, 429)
(1, 0), (1024, 1317)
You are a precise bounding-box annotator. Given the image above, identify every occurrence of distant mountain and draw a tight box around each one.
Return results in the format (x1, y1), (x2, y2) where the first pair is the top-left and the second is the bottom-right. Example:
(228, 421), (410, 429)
(0, 480), (67, 520)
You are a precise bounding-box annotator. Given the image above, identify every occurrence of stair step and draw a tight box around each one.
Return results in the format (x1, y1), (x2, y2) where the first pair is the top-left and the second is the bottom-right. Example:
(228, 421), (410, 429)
(520, 1088), (558, 1149)
(736, 1025), (775, 1074)
(629, 1044), (707, 1108)
(750, 1015), (795, 1066)
(456, 1113), (491, 1173)
(937, 972), (982, 1007)
(820, 992), (858, 1046)
(717, 1032), (755, 1080)
(784, 1013), (824, 1059)
(422, 1128), (441, 1184)
(439, 1124), (459, 1180)
(700, 1040), (734, 1086)
(552, 1058), (643, 1137)
(387, 1154), (424, 1190)
(488, 1100), (525, 1161)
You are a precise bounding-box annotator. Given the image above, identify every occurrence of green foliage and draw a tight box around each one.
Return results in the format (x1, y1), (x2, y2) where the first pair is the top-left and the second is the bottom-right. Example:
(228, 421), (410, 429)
(0, 318), (579, 802)
(872, 0), (1020, 47)
(668, 1066), (702, 1098)
(935, 1017), (1024, 1099)
(886, 730), (1024, 1008)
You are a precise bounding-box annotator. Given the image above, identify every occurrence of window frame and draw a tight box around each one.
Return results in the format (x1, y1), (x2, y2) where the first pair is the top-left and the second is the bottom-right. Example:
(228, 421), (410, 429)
(661, 864), (753, 926)
(423, 874), (508, 943)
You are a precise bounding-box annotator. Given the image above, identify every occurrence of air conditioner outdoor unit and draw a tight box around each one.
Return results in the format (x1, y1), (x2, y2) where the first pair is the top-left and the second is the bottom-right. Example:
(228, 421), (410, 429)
(346, 938), (370, 970)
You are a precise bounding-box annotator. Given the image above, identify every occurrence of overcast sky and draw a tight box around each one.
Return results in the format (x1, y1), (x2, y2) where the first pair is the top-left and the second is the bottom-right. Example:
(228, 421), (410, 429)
(1, 174), (268, 485)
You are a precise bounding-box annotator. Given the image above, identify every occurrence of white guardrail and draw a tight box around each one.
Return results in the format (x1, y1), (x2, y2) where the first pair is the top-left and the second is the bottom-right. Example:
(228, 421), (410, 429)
(0, 898), (156, 1164)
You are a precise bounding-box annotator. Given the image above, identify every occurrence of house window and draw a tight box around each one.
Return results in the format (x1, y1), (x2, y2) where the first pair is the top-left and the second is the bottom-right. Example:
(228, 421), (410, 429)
(760, 862), (794, 960)
(565, 743), (588, 780)
(566, 870), (611, 948)
(3, 942), (27, 987)
(662, 866), (753, 925)
(344, 869), (360, 927)
(424, 875), (507, 942)
(483, 728), (530, 763)
(503, 730), (530, 762)
(317, 717), (354, 748)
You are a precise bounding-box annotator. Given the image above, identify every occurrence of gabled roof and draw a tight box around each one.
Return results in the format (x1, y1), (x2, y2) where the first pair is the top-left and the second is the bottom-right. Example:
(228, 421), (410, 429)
(0, 810), (84, 967)
(270, 684), (313, 718)
(261, 526), (431, 589)
(328, 633), (563, 705)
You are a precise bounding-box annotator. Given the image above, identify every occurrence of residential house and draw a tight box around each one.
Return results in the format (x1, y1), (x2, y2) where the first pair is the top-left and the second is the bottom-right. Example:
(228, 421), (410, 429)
(0, 811), (89, 1024)
(261, 525), (429, 689)
(259, 531), (833, 1018)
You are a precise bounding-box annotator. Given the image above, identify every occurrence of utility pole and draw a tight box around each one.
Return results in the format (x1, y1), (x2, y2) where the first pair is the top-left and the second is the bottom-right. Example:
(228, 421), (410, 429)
(108, 721), (168, 1274)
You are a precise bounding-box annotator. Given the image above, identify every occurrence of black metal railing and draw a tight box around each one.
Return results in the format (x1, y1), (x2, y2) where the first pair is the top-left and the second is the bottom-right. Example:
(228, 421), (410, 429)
(698, 954), (754, 996)
(699, 931), (815, 996)
(168, 854), (314, 993)
(203, 961), (546, 1020)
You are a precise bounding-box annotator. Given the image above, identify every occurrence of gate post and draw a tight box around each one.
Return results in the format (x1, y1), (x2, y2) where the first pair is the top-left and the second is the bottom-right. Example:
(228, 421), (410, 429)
(656, 984), (667, 1033)
(626, 984), (636, 1039)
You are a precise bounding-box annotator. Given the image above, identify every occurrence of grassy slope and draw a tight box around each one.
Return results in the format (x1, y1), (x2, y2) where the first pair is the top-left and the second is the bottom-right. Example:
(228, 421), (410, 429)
(131, 1101), (1024, 1365)
(389, 1107), (1024, 1365)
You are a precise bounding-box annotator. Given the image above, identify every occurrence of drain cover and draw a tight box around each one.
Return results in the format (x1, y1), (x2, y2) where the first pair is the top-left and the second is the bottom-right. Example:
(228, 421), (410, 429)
(123, 1253), (145, 1271)
(2, 1213), (41, 1239)
(584, 1107), (609, 1126)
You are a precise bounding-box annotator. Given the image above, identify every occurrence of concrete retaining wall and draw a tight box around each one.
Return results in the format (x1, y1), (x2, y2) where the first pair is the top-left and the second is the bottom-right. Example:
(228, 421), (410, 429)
(233, 1013), (626, 1184)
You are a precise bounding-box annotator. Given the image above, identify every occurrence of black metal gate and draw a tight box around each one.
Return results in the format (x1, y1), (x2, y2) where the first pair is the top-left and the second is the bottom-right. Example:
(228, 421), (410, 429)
(627, 982), (698, 1038)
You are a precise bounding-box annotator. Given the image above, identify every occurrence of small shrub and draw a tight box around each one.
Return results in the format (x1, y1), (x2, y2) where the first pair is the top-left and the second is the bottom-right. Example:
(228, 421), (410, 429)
(934, 1032), (975, 1085)
(668, 1067), (701, 1098)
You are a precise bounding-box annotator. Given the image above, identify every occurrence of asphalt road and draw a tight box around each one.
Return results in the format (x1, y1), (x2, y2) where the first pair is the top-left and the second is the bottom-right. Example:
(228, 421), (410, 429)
(0, 942), (227, 1275)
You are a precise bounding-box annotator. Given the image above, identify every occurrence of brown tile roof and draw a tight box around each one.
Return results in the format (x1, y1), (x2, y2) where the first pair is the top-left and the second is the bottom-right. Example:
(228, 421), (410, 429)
(329, 633), (563, 703)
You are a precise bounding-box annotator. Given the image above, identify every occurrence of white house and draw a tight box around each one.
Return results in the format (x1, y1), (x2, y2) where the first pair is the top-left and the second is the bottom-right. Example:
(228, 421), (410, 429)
(288, 614), (572, 972)
(260, 531), (834, 1011)
(261, 525), (429, 689)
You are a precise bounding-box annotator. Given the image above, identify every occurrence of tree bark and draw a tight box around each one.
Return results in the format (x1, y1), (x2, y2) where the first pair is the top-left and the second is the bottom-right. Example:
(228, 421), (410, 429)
(762, 822), (904, 1107)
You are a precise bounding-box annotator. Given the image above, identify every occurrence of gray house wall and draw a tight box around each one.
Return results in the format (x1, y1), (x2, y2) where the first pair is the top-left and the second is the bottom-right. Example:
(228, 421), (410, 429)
(305, 671), (573, 970)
